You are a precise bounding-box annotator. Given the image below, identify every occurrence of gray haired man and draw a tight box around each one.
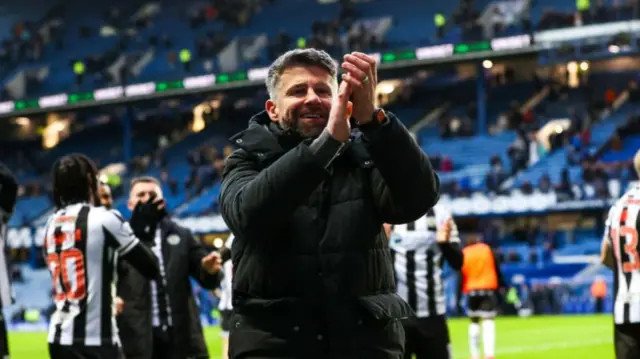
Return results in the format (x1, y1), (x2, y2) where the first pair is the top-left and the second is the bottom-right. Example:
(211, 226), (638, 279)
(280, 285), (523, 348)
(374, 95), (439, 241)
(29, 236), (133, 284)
(220, 48), (440, 358)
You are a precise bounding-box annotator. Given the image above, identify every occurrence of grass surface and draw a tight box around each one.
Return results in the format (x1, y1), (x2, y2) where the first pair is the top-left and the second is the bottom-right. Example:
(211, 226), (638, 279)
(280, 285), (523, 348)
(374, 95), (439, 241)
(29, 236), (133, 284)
(7, 315), (614, 358)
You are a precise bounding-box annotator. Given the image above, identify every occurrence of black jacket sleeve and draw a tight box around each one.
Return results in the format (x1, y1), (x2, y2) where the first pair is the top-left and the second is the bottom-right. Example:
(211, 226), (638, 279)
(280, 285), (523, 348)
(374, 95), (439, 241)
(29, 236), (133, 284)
(185, 229), (222, 289)
(220, 140), (331, 237)
(438, 242), (464, 270)
(120, 242), (160, 280)
(0, 162), (17, 223)
(361, 113), (440, 223)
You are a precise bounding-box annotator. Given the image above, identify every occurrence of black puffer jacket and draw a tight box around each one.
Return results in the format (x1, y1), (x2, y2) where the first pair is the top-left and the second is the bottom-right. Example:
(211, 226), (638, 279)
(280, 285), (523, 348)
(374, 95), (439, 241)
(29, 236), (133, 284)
(220, 111), (439, 358)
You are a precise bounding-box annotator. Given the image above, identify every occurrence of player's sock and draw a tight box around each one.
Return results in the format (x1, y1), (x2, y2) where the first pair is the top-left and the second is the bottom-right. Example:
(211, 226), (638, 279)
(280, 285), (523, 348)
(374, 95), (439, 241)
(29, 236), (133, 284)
(468, 322), (481, 359)
(482, 318), (496, 358)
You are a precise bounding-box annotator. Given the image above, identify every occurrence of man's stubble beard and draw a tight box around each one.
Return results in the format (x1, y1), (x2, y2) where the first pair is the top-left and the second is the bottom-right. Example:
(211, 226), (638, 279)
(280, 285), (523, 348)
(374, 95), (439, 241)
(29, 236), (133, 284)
(280, 112), (325, 139)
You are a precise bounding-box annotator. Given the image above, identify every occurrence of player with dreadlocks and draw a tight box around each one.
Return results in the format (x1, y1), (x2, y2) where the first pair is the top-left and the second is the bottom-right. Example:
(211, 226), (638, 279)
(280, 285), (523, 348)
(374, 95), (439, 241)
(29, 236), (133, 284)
(45, 153), (161, 359)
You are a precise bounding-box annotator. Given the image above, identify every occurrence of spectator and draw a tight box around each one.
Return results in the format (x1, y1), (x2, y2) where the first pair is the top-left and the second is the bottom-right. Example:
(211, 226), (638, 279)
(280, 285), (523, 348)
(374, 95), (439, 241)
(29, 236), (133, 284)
(538, 173), (552, 193)
(556, 168), (575, 201)
(567, 144), (583, 165)
(594, 176), (610, 199)
(440, 156), (454, 172)
(508, 132), (529, 174)
(486, 155), (508, 193)
(520, 180), (534, 194)
(604, 87), (617, 108)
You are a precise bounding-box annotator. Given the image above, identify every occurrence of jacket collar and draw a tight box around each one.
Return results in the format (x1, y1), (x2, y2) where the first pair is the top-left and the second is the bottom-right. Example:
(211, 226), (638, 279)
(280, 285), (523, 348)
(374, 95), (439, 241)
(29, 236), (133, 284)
(229, 111), (310, 162)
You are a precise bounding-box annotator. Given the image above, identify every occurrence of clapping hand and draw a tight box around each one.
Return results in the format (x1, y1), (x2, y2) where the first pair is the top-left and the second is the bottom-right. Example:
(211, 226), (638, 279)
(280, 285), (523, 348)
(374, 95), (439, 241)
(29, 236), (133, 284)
(339, 52), (377, 125)
(326, 75), (353, 142)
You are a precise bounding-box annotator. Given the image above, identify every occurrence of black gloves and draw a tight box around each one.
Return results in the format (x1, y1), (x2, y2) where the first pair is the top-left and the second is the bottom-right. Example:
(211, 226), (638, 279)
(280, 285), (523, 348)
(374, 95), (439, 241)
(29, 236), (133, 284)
(129, 195), (166, 244)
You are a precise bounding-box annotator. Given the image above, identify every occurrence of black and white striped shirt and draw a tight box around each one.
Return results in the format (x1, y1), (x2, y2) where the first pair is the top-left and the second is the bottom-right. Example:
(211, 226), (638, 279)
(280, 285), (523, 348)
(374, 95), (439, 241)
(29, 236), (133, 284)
(218, 235), (234, 312)
(0, 221), (10, 308)
(605, 184), (640, 325)
(390, 204), (462, 318)
(44, 203), (139, 346)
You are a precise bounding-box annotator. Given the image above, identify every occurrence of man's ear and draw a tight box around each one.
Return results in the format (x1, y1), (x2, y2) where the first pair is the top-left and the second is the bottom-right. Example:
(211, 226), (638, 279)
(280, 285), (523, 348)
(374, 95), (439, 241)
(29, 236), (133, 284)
(265, 99), (279, 122)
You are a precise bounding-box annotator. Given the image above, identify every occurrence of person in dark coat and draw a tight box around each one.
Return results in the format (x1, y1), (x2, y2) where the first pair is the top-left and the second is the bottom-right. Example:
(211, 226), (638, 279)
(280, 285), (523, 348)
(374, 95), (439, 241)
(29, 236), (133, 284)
(117, 176), (222, 359)
(219, 48), (440, 358)
(0, 162), (17, 358)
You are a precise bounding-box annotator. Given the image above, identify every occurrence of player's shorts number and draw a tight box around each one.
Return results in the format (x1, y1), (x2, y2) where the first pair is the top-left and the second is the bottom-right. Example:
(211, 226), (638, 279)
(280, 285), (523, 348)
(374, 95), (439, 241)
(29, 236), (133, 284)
(611, 226), (640, 273)
(46, 248), (87, 301)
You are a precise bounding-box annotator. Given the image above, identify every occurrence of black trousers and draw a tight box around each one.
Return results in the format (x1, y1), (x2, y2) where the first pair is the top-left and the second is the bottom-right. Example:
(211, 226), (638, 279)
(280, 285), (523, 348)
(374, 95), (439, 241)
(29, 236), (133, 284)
(401, 315), (451, 359)
(0, 312), (8, 358)
(48, 343), (124, 359)
(151, 327), (174, 359)
(615, 323), (640, 359)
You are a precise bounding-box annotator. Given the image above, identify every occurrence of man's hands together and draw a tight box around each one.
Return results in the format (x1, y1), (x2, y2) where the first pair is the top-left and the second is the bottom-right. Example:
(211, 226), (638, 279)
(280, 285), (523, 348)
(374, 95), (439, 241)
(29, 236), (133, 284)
(326, 52), (378, 142)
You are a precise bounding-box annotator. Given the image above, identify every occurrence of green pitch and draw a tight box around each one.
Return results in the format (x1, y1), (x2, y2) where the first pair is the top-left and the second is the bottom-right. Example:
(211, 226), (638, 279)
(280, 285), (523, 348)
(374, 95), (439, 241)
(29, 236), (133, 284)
(6, 315), (614, 358)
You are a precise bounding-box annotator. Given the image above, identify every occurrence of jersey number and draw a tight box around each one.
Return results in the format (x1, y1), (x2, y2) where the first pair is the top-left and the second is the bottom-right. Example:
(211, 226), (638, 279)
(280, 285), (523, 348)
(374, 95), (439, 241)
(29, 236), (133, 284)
(611, 226), (640, 273)
(46, 248), (87, 301)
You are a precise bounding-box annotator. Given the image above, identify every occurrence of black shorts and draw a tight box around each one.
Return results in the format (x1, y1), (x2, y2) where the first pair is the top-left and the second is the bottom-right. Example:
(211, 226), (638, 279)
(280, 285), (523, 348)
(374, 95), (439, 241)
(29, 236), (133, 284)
(401, 315), (451, 359)
(615, 323), (640, 359)
(48, 343), (124, 359)
(220, 309), (234, 333)
(467, 291), (498, 318)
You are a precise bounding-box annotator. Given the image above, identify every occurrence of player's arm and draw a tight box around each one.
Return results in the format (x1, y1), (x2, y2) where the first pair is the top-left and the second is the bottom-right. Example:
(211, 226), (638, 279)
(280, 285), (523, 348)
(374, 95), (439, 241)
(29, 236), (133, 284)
(600, 239), (614, 269)
(600, 212), (615, 269)
(119, 242), (160, 279)
(600, 208), (615, 269)
(365, 112), (440, 224)
(102, 210), (160, 279)
(435, 210), (463, 270)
